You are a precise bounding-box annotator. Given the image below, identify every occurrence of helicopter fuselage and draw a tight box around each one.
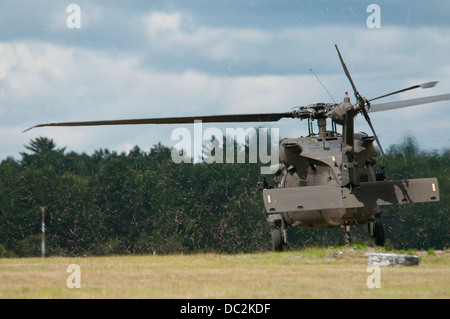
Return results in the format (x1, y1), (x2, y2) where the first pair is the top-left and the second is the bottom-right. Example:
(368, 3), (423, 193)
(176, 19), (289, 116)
(264, 132), (379, 229)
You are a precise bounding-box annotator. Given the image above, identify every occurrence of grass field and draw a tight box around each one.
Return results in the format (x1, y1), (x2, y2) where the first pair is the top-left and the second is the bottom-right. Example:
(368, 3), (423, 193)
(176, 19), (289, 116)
(1, 247), (449, 299)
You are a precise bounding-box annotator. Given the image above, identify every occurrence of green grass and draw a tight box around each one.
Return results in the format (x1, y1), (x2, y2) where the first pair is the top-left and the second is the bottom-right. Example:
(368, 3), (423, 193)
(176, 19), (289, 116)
(1, 247), (449, 298)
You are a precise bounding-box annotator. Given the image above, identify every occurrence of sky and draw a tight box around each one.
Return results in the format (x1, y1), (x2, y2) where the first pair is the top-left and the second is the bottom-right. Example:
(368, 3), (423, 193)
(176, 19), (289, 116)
(1, 0), (450, 161)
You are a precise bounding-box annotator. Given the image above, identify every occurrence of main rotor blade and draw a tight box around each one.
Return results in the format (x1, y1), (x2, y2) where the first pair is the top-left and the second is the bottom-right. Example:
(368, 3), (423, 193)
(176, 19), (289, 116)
(23, 112), (295, 132)
(335, 44), (362, 103)
(360, 107), (388, 166)
(335, 45), (387, 164)
(369, 81), (439, 102)
(370, 93), (450, 113)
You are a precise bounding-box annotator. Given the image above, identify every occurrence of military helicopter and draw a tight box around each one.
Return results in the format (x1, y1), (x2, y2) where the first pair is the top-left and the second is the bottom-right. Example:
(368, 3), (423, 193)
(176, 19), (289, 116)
(25, 45), (448, 251)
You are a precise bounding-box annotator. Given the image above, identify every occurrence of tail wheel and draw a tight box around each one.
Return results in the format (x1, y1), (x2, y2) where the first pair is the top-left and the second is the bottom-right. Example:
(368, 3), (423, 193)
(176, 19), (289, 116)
(374, 220), (386, 247)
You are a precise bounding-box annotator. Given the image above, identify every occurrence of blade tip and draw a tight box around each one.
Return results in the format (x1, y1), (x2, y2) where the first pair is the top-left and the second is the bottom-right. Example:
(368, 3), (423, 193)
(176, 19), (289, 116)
(421, 81), (439, 89)
(23, 124), (45, 133)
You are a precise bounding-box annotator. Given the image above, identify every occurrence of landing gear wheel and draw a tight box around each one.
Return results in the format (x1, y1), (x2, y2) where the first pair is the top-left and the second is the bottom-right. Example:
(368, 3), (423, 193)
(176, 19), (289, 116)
(342, 225), (352, 246)
(368, 221), (374, 237)
(374, 220), (386, 247)
(344, 231), (352, 246)
(272, 229), (283, 252)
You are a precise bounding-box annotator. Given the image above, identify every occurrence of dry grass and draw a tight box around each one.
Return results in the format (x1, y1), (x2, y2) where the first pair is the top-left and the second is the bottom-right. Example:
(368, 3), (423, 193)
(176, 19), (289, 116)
(1, 247), (449, 299)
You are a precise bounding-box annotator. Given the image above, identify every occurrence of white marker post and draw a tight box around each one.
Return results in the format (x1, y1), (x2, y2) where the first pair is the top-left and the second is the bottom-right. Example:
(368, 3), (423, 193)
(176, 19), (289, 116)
(41, 207), (46, 258)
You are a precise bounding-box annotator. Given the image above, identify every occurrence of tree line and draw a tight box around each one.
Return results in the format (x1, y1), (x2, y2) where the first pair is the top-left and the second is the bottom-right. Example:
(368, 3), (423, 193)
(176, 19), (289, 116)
(0, 136), (448, 257)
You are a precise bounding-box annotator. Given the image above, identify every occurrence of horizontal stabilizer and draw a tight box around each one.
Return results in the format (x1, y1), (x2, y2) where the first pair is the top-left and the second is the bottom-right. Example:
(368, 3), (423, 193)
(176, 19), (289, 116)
(263, 178), (439, 213)
(358, 177), (439, 206)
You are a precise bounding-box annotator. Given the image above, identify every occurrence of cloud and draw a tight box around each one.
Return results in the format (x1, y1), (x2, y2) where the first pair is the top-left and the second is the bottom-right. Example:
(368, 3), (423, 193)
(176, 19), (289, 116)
(146, 12), (183, 34)
(139, 10), (450, 82)
(0, 40), (314, 159)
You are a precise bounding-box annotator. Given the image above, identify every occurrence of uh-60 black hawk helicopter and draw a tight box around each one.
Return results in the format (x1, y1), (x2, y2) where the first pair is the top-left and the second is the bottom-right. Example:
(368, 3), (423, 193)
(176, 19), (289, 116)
(26, 45), (448, 251)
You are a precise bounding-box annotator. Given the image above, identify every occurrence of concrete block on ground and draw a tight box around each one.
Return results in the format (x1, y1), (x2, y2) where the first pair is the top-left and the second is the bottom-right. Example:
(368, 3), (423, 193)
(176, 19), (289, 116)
(368, 253), (419, 266)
